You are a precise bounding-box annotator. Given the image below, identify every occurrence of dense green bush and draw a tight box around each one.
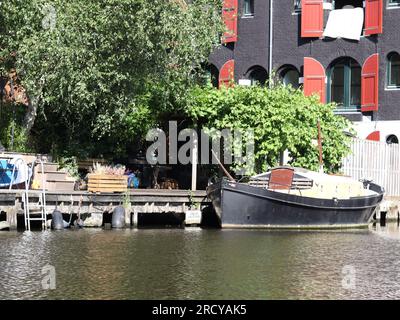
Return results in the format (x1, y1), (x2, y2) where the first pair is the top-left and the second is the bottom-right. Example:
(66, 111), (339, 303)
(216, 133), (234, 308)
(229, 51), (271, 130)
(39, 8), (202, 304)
(186, 84), (352, 174)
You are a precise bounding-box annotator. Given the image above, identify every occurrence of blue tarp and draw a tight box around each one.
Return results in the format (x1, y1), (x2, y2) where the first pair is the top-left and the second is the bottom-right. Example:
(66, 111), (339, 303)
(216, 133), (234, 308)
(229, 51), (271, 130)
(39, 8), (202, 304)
(0, 159), (18, 186)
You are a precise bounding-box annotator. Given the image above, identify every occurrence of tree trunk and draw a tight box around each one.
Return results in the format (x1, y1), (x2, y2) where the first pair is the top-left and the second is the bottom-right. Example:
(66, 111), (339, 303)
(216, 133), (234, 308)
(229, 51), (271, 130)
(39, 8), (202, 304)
(24, 94), (39, 134)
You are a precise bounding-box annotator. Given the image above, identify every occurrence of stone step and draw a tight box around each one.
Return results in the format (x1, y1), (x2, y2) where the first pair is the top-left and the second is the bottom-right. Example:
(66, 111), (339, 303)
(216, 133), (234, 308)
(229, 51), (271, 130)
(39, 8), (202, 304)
(35, 171), (68, 181)
(46, 180), (76, 192)
(42, 163), (59, 172)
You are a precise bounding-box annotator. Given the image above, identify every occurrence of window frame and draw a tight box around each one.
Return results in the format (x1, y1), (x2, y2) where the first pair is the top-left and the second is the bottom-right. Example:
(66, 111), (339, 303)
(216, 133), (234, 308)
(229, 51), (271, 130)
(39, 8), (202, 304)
(243, 0), (255, 17)
(388, 0), (400, 8)
(247, 66), (268, 86)
(294, 0), (302, 12)
(327, 59), (361, 112)
(387, 52), (400, 89)
(386, 134), (399, 144)
(280, 68), (301, 89)
(333, 0), (365, 9)
(295, 0), (334, 12)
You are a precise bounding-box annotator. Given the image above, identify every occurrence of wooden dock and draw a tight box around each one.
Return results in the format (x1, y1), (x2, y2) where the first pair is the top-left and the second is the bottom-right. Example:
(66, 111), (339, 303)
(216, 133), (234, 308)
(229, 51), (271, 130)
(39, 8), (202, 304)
(0, 189), (210, 230)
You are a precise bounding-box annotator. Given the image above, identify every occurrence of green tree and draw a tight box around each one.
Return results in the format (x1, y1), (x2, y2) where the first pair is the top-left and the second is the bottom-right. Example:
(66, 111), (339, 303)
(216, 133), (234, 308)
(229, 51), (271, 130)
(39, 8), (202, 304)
(0, 0), (223, 157)
(186, 84), (352, 175)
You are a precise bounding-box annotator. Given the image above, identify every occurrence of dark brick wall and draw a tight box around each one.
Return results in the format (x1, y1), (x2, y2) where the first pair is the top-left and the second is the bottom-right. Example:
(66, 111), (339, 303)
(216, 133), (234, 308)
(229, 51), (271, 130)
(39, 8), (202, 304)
(209, 0), (270, 79)
(378, 6), (400, 121)
(210, 0), (400, 121)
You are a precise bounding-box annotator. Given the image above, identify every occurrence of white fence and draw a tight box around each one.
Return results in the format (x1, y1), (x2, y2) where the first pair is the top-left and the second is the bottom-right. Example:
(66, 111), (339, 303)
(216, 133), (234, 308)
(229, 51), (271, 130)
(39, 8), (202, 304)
(342, 138), (400, 197)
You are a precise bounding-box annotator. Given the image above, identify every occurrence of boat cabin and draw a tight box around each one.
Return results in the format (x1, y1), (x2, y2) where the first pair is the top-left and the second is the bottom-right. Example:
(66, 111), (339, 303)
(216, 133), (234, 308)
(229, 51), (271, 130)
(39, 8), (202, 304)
(249, 167), (377, 200)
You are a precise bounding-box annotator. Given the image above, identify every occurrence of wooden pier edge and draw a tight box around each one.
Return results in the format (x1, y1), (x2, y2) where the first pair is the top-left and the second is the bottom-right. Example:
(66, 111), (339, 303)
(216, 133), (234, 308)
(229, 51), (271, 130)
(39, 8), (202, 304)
(0, 189), (210, 229)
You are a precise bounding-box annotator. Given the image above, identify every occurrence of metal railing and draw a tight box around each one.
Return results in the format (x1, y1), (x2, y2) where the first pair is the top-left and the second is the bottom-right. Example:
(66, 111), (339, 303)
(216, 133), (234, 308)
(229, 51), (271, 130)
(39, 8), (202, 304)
(8, 157), (48, 230)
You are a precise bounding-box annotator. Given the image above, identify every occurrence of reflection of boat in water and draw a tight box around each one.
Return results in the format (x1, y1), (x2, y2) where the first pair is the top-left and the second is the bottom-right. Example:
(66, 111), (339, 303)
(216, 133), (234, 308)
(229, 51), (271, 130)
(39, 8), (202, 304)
(207, 166), (384, 229)
(0, 157), (32, 189)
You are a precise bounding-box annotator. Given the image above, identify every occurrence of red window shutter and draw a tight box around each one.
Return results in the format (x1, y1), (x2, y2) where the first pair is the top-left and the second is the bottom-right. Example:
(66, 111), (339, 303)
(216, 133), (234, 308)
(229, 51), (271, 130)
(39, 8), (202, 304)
(303, 57), (326, 103)
(219, 60), (235, 88)
(366, 131), (380, 141)
(301, 0), (324, 38)
(365, 0), (383, 36)
(222, 0), (238, 43)
(361, 54), (379, 112)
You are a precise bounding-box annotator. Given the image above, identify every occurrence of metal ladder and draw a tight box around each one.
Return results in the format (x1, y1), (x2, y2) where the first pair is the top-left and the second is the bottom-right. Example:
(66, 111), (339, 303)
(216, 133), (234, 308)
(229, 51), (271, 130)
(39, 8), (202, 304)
(10, 158), (48, 231)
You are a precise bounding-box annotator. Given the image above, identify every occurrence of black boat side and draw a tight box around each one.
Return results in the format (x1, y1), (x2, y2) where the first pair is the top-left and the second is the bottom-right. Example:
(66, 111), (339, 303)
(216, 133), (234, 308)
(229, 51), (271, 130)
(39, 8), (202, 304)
(206, 178), (384, 229)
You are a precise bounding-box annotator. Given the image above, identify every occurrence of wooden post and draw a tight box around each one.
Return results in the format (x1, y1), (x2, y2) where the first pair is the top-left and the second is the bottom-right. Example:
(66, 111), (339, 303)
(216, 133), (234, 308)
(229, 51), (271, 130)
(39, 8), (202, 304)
(132, 209), (138, 228)
(317, 120), (324, 173)
(125, 205), (132, 227)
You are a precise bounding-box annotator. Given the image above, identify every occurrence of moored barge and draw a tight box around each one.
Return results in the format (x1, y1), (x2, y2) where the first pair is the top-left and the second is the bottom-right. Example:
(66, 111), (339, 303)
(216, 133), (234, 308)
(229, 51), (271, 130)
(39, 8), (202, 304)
(207, 167), (384, 229)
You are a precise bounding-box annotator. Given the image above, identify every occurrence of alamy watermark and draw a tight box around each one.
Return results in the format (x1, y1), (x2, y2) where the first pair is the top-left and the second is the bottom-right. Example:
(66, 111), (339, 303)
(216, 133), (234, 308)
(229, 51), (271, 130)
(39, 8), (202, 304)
(341, 265), (356, 290)
(41, 4), (57, 31)
(41, 264), (56, 290)
(146, 121), (255, 175)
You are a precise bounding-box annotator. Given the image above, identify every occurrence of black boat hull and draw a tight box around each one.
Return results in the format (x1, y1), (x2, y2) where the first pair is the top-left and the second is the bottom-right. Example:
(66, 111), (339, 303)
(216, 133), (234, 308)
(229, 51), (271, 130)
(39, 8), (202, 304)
(206, 179), (384, 229)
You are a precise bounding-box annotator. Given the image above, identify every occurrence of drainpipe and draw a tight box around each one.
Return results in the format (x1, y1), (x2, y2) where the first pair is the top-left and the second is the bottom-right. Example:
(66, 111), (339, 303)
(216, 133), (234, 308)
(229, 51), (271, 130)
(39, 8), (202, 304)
(269, 0), (274, 87)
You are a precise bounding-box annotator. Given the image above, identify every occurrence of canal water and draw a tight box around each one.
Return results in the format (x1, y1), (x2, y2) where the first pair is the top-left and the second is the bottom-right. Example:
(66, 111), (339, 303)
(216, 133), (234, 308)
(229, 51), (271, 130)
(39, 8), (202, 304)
(1, 222), (400, 300)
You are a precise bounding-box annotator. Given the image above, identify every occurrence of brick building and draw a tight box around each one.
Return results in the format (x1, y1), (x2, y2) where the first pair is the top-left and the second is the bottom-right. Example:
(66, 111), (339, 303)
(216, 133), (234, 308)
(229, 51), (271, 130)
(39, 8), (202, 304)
(209, 0), (400, 144)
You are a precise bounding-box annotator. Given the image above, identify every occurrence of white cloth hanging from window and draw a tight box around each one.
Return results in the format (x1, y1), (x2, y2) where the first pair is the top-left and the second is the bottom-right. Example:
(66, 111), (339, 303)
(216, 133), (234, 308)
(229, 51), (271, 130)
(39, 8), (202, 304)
(323, 8), (364, 41)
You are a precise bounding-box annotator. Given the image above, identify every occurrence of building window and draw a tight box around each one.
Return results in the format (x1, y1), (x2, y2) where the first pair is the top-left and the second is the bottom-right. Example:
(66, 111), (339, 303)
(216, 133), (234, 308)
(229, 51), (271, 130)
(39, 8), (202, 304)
(387, 135), (399, 144)
(243, 0), (254, 16)
(295, 0), (335, 11)
(279, 67), (300, 89)
(247, 66), (268, 86)
(327, 58), (361, 111)
(388, 0), (400, 7)
(205, 64), (219, 88)
(294, 0), (301, 12)
(334, 0), (363, 9)
(387, 52), (400, 89)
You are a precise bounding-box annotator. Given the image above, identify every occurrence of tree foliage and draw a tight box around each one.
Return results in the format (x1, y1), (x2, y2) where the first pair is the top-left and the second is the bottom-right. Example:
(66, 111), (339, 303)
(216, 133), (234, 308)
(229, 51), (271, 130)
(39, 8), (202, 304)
(0, 103), (30, 152)
(0, 0), (223, 157)
(186, 84), (352, 174)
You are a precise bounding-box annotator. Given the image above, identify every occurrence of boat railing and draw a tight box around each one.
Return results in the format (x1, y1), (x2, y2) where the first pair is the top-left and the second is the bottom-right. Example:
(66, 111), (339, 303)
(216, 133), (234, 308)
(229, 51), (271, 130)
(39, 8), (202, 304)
(249, 178), (313, 191)
(246, 180), (307, 197)
(266, 180), (304, 197)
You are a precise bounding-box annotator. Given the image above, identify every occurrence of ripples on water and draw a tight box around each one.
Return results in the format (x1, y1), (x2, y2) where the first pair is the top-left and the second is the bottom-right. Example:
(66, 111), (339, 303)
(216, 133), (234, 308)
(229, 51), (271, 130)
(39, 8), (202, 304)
(1, 223), (400, 300)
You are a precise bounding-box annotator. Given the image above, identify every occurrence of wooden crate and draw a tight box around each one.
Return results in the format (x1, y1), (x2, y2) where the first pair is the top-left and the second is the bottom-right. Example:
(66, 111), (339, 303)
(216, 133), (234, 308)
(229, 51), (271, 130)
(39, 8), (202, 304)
(88, 174), (128, 193)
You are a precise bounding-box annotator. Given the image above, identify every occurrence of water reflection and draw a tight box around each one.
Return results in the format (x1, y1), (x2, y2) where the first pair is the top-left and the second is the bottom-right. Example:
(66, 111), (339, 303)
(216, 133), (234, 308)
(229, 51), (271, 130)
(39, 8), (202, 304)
(371, 221), (400, 240)
(1, 223), (400, 300)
